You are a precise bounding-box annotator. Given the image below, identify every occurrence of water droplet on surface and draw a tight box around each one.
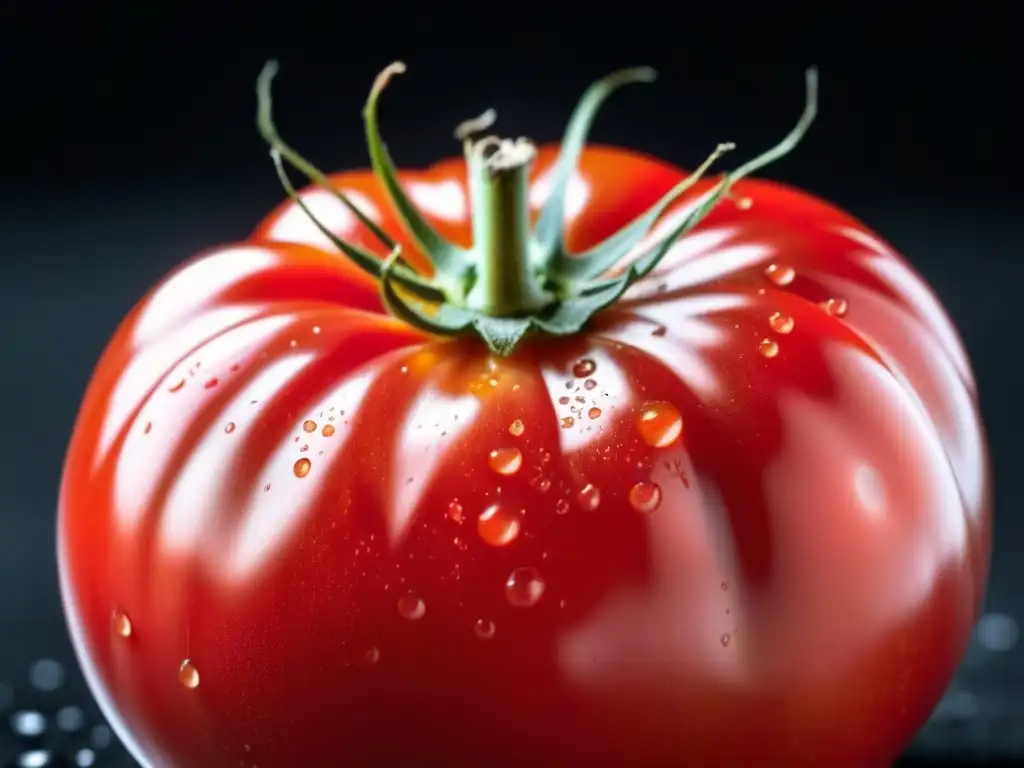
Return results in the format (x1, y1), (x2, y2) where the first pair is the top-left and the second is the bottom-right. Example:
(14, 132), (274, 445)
(735, 196), (753, 210)
(587, 406), (602, 420)
(143, 421), (152, 434)
(637, 401), (683, 448)
(364, 647), (380, 665)
(561, 416), (575, 429)
(224, 421), (236, 434)
(572, 359), (596, 378)
(764, 263), (795, 286)
(112, 611), (132, 638)
(179, 659), (200, 689)
(651, 325), (667, 336)
(477, 504), (522, 547)
(293, 458), (312, 478)
(448, 500), (464, 523)
(577, 483), (601, 511)
(530, 475), (552, 492)
(454, 536), (467, 550)
(555, 498), (570, 515)
(628, 481), (662, 513)
(758, 338), (779, 358)
(474, 619), (496, 640)
(769, 312), (794, 334)
(505, 567), (546, 607)
(303, 419), (317, 433)
(488, 447), (523, 476)
(509, 419), (525, 437)
(822, 297), (849, 317)
(203, 377), (219, 389)
(397, 595), (426, 620)
(322, 424), (336, 437)
(584, 379), (597, 391)
(558, 395), (570, 405)
(168, 378), (185, 393)
(720, 633), (731, 647)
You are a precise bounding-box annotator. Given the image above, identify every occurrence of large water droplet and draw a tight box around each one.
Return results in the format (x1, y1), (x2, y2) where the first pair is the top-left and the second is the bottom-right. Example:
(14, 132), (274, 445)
(628, 481), (662, 513)
(477, 504), (522, 547)
(488, 447), (523, 476)
(293, 458), (312, 478)
(572, 359), (596, 378)
(560, 416), (575, 429)
(303, 419), (317, 433)
(758, 338), (779, 358)
(577, 483), (601, 511)
(764, 263), (795, 286)
(474, 619), (496, 640)
(397, 595), (426, 620)
(588, 406), (602, 420)
(179, 659), (200, 689)
(637, 401), (683, 448)
(112, 611), (132, 638)
(322, 424), (336, 437)
(769, 312), (794, 334)
(509, 419), (525, 437)
(505, 567), (545, 607)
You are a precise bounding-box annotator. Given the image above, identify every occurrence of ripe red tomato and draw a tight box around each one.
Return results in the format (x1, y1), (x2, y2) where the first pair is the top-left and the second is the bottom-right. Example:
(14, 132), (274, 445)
(59, 62), (990, 768)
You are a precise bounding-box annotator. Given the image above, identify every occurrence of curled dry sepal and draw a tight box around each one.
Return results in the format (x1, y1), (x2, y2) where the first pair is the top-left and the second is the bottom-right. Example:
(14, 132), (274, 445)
(255, 60), (819, 356)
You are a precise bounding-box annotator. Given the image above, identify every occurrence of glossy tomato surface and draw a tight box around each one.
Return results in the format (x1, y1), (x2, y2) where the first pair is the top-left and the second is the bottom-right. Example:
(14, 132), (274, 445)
(59, 144), (990, 767)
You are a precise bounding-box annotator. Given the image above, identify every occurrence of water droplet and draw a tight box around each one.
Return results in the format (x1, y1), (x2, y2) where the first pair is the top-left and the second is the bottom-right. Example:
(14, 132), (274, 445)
(628, 481), (662, 513)
(509, 419), (525, 437)
(397, 595), (426, 620)
(561, 416), (575, 429)
(651, 325), (667, 336)
(474, 619), (496, 640)
(764, 263), (795, 286)
(224, 421), (236, 434)
(720, 633), (731, 647)
(293, 458), (312, 478)
(822, 297), (849, 317)
(572, 359), (596, 378)
(769, 312), (794, 334)
(555, 498), (570, 515)
(364, 647), (380, 665)
(322, 424), (336, 437)
(577, 483), (601, 511)
(303, 419), (317, 433)
(112, 611), (132, 638)
(168, 378), (185, 393)
(558, 395), (570, 405)
(587, 406), (602, 419)
(454, 536), (467, 550)
(143, 421), (152, 434)
(448, 500), (464, 523)
(584, 379), (597, 391)
(530, 474), (552, 492)
(758, 338), (779, 358)
(203, 377), (219, 389)
(505, 567), (545, 608)
(477, 504), (522, 547)
(488, 447), (523, 476)
(179, 659), (200, 689)
(637, 401), (683, 448)
(29, 660), (64, 692)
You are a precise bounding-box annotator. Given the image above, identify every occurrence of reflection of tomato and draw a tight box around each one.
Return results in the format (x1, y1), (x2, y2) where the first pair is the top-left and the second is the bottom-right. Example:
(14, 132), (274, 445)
(59, 61), (989, 768)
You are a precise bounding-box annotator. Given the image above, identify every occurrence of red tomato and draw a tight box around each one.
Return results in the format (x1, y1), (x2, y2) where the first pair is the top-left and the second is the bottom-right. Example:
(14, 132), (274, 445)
(59, 62), (990, 767)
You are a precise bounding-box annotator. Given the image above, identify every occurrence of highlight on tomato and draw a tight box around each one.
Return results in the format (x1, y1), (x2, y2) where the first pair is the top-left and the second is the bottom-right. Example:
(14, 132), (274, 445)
(58, 58), (990, 767)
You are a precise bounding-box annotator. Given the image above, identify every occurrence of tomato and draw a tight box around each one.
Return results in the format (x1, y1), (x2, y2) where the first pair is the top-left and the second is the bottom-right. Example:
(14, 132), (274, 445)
(58, 60), (990, 768)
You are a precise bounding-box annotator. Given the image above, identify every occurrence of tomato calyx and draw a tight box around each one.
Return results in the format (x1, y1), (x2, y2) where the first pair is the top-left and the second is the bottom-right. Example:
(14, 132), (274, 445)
(256, 61), (819, 356)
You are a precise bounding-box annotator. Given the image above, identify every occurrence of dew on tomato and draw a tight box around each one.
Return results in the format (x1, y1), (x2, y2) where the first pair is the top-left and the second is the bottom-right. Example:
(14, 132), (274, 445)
(584, 379), (597, 390)
(508, 419), (524, 436)
(560, 416), (574, 428)
(628, 481), (663, 513)
(473, 619), (496, 640)
(823, 297), (849, 317)
(577, 483), (601, 511)
(396, 595), (426, 620)
(530, 474), (552, 492)
(204, 377), (219, 389)
(764, 262), (795, 285)
(302, 419), (317, 433)
(293, 457), (312, 478)
(167, 378), (185, 393)
(224, 421), (236, 434)
(637, 401), (683, 448)
(476, 504), (521, 546)
(112, 611), (132, 639)
(587, 406), (601, 419)
(178, 660), (200, 689)
(555, 498), (570, 515)
(758, 338), (780, 358)
(488, 447), (523, 476)
(447, 500), (464, 524)
(322, 423), (335, 437)
(572, 358), (596, 378)
(363, 647), (380, 666)
(769, 312), (795, 334)
(505, 567), (545, 608)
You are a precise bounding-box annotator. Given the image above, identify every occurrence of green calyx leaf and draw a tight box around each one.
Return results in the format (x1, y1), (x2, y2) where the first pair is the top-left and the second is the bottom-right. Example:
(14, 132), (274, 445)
(255, 61), (819, 358)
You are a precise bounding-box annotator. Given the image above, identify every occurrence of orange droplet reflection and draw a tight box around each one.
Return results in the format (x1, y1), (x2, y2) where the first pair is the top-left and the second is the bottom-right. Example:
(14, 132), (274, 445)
(488, 447), (523, 476)
(628, 481), (662, 513)
(179, 659), (200, 689)
(769, 312), (794, 334)
(477, 504), (522, 547)
(758, 338), (779, 358)
(505, 567), (545, 607)
(637, 401), (683, 448)
(293, 458), (312, 478)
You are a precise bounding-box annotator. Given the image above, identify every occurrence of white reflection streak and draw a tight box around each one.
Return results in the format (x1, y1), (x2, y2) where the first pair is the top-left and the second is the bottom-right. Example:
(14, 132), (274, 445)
(405, 179), (467, 221)
(226, 368), (376, 581)
(388, 389), (480, 545)
(528, 170), (590, 219)
(540, 349), (630, 455)
(268, 188), (382, 249)
(113, 314), (294, 528)
(159, 354), (316, 554)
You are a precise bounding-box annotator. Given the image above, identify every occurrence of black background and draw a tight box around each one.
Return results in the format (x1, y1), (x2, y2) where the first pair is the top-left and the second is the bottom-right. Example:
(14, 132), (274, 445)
(0, 3), (1020, 765)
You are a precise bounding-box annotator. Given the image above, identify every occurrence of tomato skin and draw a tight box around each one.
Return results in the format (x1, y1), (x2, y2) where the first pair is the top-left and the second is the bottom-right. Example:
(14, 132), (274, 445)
(58, 144), (990, 767)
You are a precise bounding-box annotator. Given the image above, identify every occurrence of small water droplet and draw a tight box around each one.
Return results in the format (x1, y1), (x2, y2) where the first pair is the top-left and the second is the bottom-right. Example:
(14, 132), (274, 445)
(558, 395), (570, 405)
(179, 659), (200, 689)
(758, 338), (779, 358)
(322, 424), (336, 437)
(769, 312), (794, 334)
(506, 567), (545, 607)
(143, 421), (152, 434)
(448, 500), (464, 523)
(561, 416), (575, 429)
(628, 481), (662, 513)
(112, 611), (132, 638)
(397, 594), (426, 620)
(488, 447), (523, 476)
(735, 196), (753, 210)
(638, 401), (683, 448)
(587, 406), (602, 420)
(454, 536), (467, 550)
(509, 419), (525, 437)
(577, 483), (601, 511)
(303, 419), (317, 433)
(584, 379), (597, 391)
(364, 647), (380, 665)
(224, 421), (236, 434)
(474, 618), (496, 640)
(293, 458), (312, 478)
(477, 504), (522, 547)
(822, 297), (849, 317)
(168, 378), (185, 393)
(203, 377), (219, 389)
(651, 325), (667, 336)
(764, 263), (795, 286)
(720, 633), (731, 647)
(555, 498), (570, 515)
(572, 359), (596, 378)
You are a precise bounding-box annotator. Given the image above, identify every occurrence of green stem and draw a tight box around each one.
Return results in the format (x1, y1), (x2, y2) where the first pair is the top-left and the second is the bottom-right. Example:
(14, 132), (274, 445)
(463, 137), (553, 316)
